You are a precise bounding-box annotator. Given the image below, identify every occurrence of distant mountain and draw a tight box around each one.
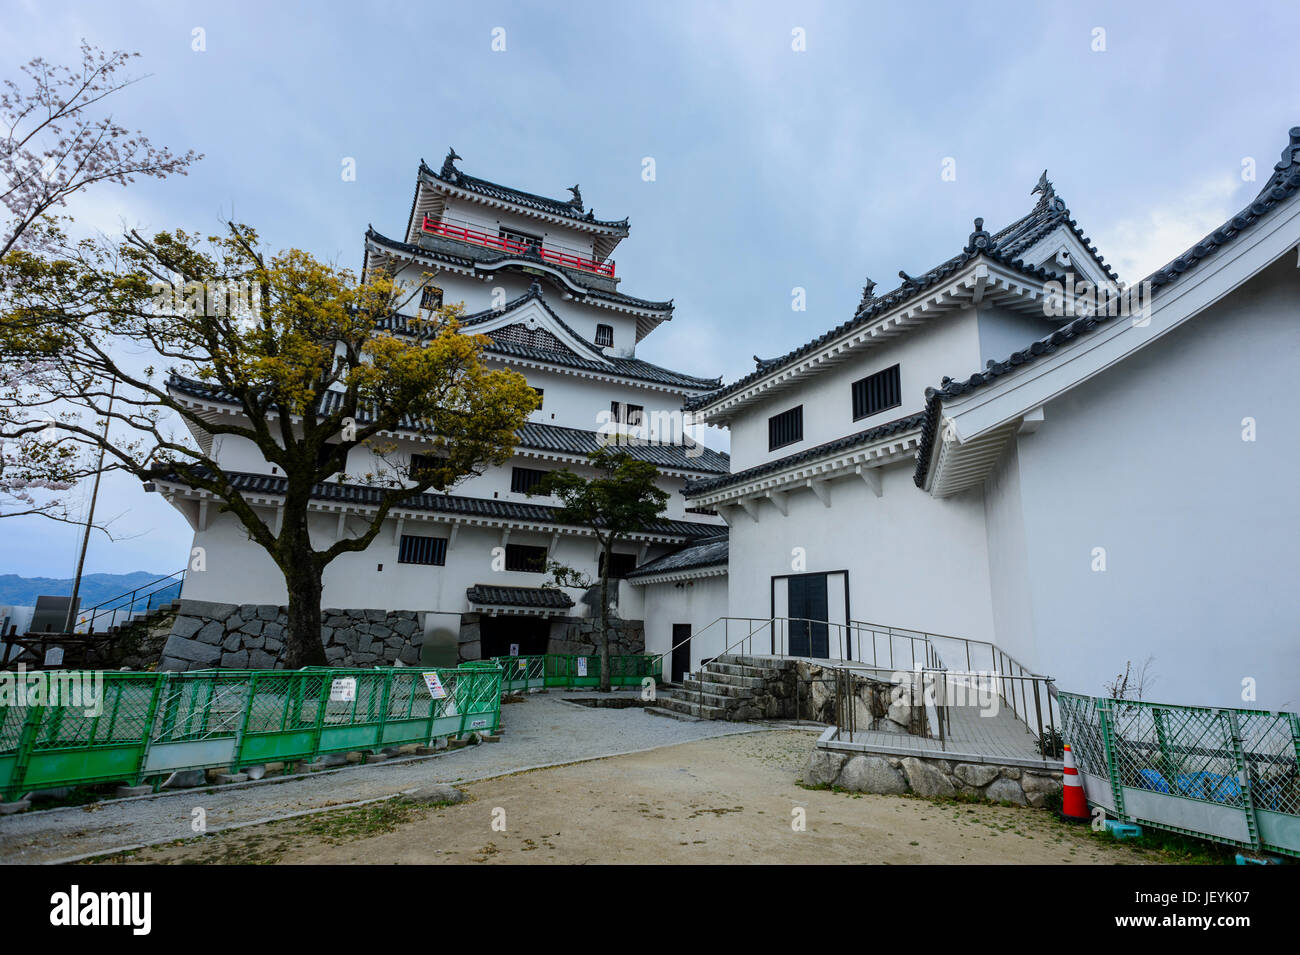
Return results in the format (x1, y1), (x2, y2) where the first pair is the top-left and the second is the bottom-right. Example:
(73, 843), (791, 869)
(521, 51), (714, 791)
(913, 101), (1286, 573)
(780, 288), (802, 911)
(0, 571), (174, 608)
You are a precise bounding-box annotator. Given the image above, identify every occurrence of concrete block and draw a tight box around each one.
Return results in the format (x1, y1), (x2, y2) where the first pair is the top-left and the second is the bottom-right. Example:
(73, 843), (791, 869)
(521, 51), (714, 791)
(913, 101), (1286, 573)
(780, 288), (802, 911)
(0, 799), (31, 815)
(213, 772), (249, 785)
(115, 784), (153, 798)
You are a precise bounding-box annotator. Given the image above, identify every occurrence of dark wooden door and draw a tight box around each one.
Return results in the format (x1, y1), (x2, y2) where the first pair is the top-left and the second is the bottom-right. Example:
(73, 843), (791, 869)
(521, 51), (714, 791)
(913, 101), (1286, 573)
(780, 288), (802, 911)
(671, 624), (691, 683)
(788, 574), (829, 658)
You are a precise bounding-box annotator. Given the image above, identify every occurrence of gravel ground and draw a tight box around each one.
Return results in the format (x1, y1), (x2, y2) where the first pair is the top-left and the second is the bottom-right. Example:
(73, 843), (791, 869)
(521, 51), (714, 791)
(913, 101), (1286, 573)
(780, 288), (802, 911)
(0, 692), (769, 864)
(102, 731), (1166, 865)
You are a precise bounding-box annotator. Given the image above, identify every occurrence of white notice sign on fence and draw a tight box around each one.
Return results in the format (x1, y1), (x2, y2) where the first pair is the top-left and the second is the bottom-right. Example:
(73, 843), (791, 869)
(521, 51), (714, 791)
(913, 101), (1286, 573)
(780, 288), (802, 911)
(576, 657), (588, 677)
(422, 671), (447, 699)
(330, 678), (356, 702)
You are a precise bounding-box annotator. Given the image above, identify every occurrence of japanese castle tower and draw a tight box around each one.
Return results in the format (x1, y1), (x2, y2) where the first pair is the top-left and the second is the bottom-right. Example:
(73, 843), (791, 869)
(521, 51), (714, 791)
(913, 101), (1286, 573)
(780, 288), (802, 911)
(160, 151), (726, 665)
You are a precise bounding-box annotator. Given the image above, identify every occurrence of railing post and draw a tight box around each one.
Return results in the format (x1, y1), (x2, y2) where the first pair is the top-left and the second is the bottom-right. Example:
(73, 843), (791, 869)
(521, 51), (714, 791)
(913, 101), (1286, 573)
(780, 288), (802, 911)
(1225, 711), (1262, 850)
(1096, 698), (1127, 820)
(1032, 679), (1045, 755)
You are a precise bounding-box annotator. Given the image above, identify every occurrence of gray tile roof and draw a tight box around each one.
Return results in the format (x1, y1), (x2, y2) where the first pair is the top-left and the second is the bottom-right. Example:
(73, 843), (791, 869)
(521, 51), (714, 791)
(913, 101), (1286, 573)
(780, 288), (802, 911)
(465, 585), (574, 609)
(913, 126), (1300, 489)
(155, 468), (722, 539)
(422, 157), (630, 233)
(167, 376), (729, 474)
(370, 280), (718, 390)
(683, 412), (924, 497)
(516, 421), (730, 474)
(683, 180), (1105, 414)
(625, 533), (728, 579)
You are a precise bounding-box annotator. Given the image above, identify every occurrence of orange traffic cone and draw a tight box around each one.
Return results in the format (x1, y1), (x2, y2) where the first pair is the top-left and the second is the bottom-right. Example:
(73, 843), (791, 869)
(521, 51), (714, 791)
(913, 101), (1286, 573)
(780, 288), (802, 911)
(1060, 743), (1090, 823)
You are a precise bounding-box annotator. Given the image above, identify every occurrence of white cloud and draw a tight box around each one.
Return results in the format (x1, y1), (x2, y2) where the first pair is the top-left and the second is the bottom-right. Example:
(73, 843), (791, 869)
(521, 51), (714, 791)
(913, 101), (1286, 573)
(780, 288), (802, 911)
(1094, 174), (1244, 283)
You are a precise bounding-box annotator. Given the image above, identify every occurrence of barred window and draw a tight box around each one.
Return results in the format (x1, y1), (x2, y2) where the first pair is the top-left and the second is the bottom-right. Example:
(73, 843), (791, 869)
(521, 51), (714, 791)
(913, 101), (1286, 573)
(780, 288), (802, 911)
(505, 544), (548, 572)
(851, 364), (901, 421)
(599, 551), (639, 579)
(500, 227), (542, 250)
(768, 405), (803, 451)
(419, 285), (443, 311)
(610, 401), (644, 426)
(398, 534), (447, 566)
(511, 466), (547, 494)
(410, 453), (438, 481)
(595, 323), (614, 347)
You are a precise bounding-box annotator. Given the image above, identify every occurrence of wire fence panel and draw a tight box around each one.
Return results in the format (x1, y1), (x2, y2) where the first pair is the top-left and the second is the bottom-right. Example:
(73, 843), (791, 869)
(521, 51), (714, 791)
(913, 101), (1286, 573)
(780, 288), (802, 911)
(0, 664), (503, 801)
(1058, 691), (1300, 857)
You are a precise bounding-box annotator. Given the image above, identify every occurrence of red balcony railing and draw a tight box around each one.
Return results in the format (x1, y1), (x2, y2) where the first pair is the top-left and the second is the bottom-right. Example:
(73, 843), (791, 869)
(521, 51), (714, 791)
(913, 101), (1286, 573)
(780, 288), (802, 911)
(422, 215), (615, 277)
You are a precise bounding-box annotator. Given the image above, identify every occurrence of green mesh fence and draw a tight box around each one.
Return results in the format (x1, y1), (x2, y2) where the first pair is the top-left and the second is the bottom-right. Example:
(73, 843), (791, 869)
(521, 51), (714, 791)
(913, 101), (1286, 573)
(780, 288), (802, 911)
(0, 663), (502, 801)
(1058, 692), (1300, 857)
(518, 653), (662, 689)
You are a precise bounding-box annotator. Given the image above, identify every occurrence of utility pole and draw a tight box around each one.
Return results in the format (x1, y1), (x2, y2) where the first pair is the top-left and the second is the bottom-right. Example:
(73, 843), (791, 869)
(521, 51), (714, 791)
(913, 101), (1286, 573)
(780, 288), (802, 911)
(63, 379), (115, 634)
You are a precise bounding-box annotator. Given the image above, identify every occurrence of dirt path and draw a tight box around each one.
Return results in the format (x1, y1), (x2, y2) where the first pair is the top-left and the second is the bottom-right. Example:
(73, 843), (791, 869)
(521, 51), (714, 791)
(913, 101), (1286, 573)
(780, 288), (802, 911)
(93, 731), (1167, 865)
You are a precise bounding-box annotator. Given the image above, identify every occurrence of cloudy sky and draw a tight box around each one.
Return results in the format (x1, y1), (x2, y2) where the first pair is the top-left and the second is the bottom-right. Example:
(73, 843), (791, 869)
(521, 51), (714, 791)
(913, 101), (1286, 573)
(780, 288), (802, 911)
(3, 0), (1296, 579)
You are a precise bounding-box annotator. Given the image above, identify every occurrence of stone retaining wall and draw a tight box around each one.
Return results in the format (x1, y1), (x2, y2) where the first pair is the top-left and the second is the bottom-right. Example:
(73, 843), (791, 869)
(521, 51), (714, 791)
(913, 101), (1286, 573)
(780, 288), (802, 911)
(158, 600), (423, 671)
(806, 748), (1064, 808)
(455, 613), (645, 663)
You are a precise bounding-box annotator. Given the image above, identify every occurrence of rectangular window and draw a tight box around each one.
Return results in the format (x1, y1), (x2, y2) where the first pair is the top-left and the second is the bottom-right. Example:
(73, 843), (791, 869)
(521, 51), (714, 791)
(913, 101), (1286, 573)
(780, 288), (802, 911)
(532, 387), (543, 408)
(410, 453), (438, 481)
(595, 323), (614, 347)
(511, 466), (547, 494)
(398, 534), (448, 566)
(500, 227), (542, 251)
(610, 401), (644, 426)
(419, 285), (443, 311)
(768, 405), (803, 451)
(851, 364), (902, 421)
(599, 551), (639, 579)
(505, 543), (548, 573)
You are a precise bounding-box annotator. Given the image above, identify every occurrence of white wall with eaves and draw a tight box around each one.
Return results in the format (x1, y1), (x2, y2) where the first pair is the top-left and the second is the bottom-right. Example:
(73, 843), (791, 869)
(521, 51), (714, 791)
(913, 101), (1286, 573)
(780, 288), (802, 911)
(722, 458), (996, 645)
(1003, 253), (1300, 711)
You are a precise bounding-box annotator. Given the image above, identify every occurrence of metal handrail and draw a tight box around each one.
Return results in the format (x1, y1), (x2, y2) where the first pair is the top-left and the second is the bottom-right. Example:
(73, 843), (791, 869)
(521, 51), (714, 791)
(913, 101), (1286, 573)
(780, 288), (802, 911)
(648, 615), (1058, 746)
(76, 569), (187, 634)
(422, 215), (616, 276)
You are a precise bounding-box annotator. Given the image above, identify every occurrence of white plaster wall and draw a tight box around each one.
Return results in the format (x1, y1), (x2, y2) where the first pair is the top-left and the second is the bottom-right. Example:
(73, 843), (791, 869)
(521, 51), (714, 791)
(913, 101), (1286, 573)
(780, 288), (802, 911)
(640, 575), (729, 672)
(1010, 254), (1300, 711)
(723, 459), (997, 649)
(981, 440), (1036, 670)
(977, 306), (1058, 367)
(727, 308), (983, 469)
(182, 508), (671, 617)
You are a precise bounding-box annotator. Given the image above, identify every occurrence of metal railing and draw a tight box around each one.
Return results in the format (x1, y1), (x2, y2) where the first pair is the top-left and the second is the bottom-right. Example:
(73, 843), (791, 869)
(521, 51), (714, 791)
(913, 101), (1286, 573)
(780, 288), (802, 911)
(75, 569), (187, 633)
(422, 215), (616, 277)
(1059, 692), (1300, 857)
(0, 663), (502, 801)
(650, 615), (1056, 745)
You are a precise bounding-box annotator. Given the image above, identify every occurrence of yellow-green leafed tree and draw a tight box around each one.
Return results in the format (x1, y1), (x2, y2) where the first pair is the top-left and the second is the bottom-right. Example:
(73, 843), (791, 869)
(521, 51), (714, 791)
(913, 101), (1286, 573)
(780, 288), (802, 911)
(0, 223), (538, 666)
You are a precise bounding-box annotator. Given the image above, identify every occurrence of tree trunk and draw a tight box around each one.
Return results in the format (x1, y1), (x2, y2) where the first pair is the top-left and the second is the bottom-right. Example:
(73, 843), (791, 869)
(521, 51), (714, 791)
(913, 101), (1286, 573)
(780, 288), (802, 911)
(278, 513), (328, 669)
(598, 540), (612, 693)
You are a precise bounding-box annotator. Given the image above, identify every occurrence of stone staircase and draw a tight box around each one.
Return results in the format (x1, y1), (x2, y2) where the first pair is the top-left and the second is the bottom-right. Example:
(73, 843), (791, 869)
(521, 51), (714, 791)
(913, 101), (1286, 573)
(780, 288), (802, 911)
(646, 655), (796, 722)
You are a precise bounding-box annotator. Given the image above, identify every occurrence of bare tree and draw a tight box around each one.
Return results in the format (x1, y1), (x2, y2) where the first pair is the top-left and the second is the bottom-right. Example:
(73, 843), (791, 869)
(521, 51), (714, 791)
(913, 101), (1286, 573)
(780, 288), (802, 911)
(1, 41), (200, 257)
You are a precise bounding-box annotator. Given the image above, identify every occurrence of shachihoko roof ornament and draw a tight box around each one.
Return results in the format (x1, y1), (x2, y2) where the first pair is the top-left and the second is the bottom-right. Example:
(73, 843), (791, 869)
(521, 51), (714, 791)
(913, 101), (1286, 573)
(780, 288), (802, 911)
(857, 277), (877, 312)
(1031, 169), (1066, 213)
(567, 184), (583, 212)
(440, 147), (462, 181)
